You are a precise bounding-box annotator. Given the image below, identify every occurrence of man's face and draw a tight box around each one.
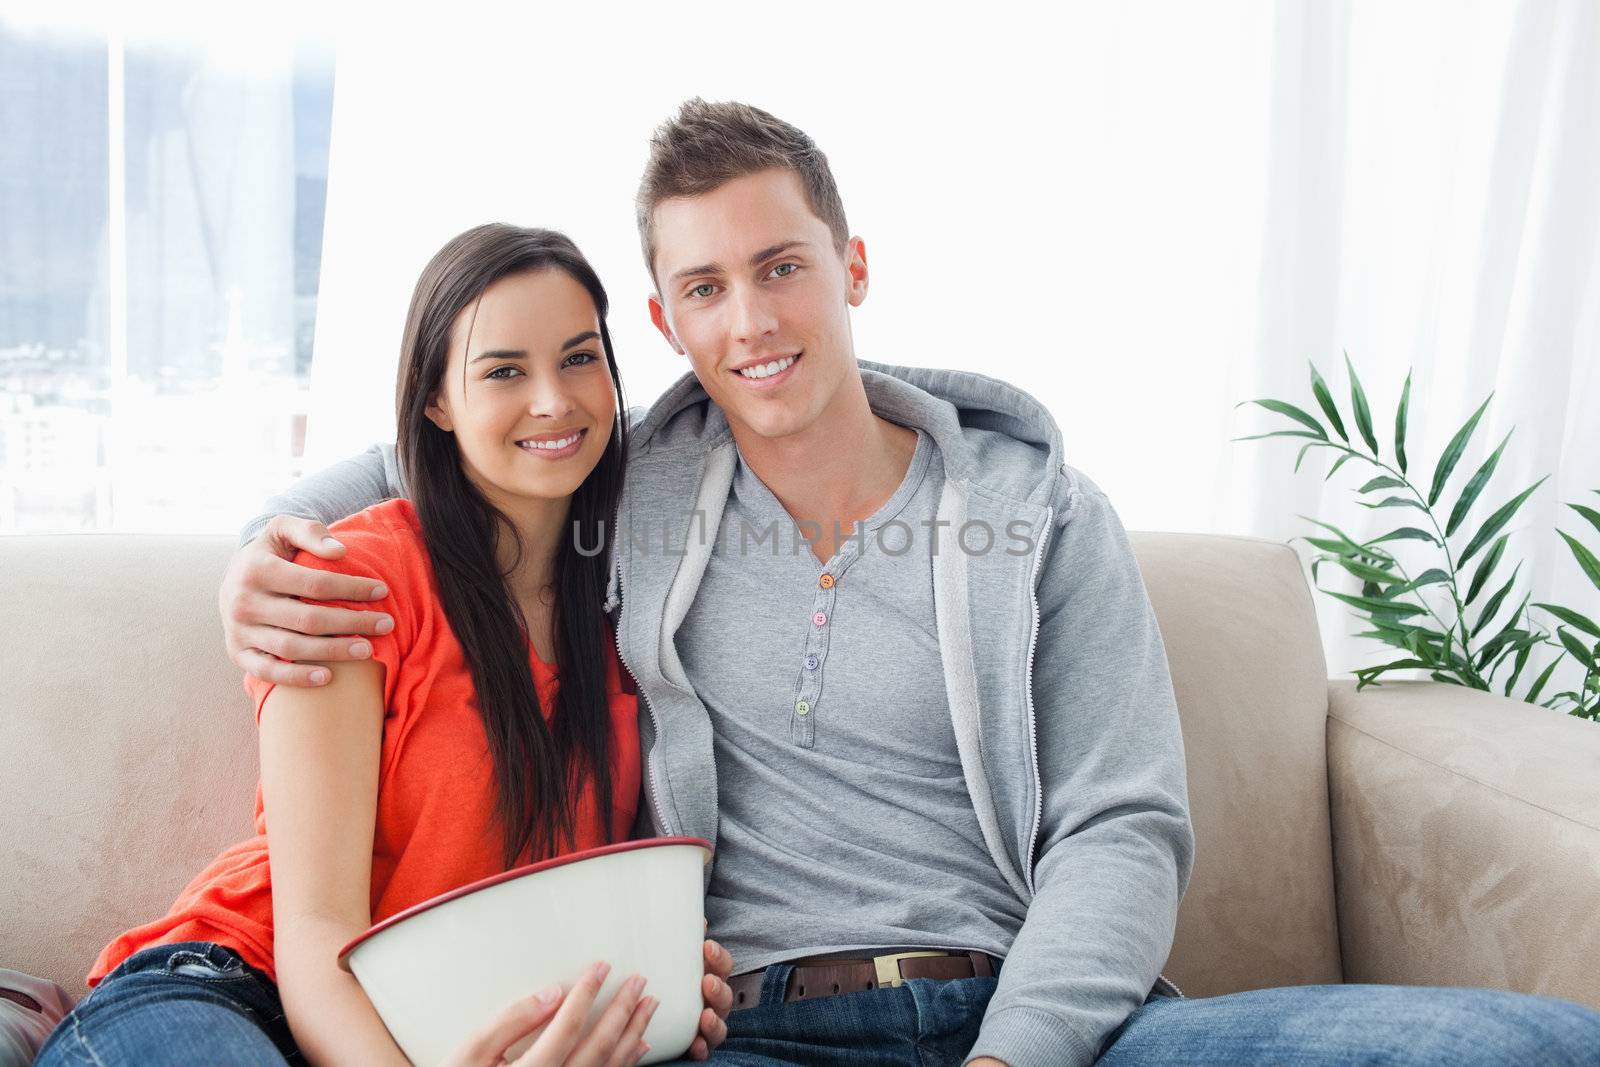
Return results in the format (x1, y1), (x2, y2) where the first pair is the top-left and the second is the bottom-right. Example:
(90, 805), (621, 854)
(648, 168), (867, 443)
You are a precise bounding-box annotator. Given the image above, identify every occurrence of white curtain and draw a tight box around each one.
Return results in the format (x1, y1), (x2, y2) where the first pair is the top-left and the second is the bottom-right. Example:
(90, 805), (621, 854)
(310, 0), (1600, 695)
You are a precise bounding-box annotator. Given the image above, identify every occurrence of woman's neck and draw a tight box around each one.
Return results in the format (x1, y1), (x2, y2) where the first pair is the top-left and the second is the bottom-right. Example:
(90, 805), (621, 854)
(489, 494), (573, 616)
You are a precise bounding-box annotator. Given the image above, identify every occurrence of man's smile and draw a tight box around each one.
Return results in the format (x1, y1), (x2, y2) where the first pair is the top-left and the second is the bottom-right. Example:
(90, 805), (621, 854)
(730, 351), (802, 388)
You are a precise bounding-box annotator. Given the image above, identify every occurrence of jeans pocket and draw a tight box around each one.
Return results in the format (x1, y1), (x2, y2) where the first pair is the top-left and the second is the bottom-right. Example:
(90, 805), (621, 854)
(163, 945), (249, 983)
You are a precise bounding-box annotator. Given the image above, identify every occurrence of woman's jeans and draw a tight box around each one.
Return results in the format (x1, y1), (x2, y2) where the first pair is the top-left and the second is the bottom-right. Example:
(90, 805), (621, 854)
(667, 962), (1600, 1066)
(34, 942), (301, 1067)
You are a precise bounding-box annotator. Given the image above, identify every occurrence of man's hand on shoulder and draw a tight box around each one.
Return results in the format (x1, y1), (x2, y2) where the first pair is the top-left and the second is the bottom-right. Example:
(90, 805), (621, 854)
(220, 515), (394, 687)
(967, 1058), (1008, 1067)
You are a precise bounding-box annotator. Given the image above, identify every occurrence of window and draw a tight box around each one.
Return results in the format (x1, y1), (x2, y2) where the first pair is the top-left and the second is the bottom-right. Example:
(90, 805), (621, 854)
(0, 21), (333, 533)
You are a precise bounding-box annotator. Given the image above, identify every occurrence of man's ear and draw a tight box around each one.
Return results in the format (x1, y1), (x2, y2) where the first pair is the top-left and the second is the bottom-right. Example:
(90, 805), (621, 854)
(648, 294), (687, 356)
(424, 391), (453, 433)
(845, 236), (869, 307)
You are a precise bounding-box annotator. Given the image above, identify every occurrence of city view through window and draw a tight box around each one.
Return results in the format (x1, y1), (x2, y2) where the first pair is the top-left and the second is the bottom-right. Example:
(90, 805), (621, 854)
(1, 22), (333, 534)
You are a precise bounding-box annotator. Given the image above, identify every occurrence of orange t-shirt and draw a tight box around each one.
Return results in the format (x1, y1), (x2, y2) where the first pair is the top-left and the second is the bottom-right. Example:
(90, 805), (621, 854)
(88, 498), (641, 987)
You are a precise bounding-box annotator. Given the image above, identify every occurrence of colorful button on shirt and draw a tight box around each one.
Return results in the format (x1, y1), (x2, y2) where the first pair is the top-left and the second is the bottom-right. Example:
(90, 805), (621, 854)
(819, 573), (835, 589)
(812, 611), (827, 626)
(804, 654), (820, 670)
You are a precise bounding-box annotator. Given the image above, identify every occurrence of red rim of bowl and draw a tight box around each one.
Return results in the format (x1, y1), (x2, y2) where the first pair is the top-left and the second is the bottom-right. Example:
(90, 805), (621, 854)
(337, 836), (714, 970)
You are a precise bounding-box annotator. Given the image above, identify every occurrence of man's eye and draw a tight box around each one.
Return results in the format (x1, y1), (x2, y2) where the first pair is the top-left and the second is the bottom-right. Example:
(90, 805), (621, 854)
(690, 283), (716, 299)
(486, 365), (522, 380)
(771, 263), (798, 278)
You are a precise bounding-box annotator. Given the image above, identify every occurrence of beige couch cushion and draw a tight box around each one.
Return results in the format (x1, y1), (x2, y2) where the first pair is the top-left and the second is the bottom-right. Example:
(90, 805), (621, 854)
(1131, 533), (1343, 995)
(1328, 679), (1600, 1004)
(2, 536), (257, 996)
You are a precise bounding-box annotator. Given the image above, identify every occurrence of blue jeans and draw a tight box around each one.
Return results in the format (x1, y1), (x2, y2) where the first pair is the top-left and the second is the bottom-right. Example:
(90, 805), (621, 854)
(664, 962), (999, 1066)
(672, 966), (1600, 1066)
(34, 942), (301, 1067)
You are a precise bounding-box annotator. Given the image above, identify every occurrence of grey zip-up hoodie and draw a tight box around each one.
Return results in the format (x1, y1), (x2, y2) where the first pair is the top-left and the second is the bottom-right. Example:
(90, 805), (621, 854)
(244, 360), (1194, 1067)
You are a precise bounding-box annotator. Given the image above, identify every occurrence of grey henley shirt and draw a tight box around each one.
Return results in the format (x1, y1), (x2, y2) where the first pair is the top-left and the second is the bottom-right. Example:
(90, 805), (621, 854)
(675, 429), (1027, 975)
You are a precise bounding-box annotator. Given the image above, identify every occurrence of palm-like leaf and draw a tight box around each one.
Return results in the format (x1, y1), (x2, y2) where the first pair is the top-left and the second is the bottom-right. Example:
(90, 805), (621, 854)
(1569, 501), (1600, 539)
(1464, 534), (1509, 605)
(1557, 529), (1600, 591)
(1428, 394), (1493, 507)
(1556, 629), (1599, 673)
(1236, 399), (1326, 438)
(1458, 476), (1548, 567)
(1394, 370), (1412, 475)
(1469, 562), (1522, 639)
(1358, 476), (1409, 494)
(1309, 362), (1349, 442)
(1325, 453), (1358, 481)
(1320, 588), (1429, 617)
(1504, 644), (1534, 696)
(1345, 352), (1379, 456)
(1369, 526), (1442, 547)
(1446, 429), (1513, 537)
(1526, 657), (1561, 703)
(1533, 603), (1600, 640)
(1357, 495), (1429, 512)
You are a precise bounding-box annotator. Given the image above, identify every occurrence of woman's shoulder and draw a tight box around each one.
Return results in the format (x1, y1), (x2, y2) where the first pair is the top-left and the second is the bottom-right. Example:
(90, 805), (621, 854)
(326, 497), (423, 547)
(290, 498), (430, 611)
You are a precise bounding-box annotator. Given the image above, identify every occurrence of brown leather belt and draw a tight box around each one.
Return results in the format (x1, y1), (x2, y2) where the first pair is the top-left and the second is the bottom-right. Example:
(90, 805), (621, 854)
(728, 949), (998, 1012)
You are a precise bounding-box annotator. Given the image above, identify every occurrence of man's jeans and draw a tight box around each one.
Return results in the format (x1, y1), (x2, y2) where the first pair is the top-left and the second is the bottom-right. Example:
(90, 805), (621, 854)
(672, 962), (1600, 1066)
(29, 945), (1600, 1067)
(33, 942), (301, 1067)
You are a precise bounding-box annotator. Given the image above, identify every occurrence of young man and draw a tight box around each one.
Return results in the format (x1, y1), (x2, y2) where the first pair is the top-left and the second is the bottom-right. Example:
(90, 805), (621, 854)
(222, 101), (1600, 1066)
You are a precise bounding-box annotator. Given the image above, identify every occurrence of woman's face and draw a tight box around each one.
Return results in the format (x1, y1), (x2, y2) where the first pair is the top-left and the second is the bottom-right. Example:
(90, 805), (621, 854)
(425, 269), (616, 515)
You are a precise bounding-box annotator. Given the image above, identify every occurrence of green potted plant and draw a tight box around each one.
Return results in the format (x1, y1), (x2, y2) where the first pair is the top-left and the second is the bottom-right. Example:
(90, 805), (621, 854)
(1236, 355), (1599, 720)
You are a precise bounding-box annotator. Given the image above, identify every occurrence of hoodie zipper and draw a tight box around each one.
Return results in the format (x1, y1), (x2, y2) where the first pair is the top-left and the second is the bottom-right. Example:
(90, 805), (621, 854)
(610, 492), (674, 838)
(1154, 974), (1185, 998)
(613, 614), (673, 837)
(1021, 505), (1053, 896)
(1023, 500), (1184, 1001)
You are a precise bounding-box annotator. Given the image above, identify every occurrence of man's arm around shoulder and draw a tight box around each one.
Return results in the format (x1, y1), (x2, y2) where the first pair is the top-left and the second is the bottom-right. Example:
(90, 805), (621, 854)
(222, 444), (402, 688)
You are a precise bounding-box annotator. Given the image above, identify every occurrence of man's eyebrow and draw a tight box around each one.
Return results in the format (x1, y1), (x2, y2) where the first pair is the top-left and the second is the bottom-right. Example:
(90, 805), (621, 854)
(668, 241), (812, 285)
(670, 261), (722, 285)
(468, 331), (598, 364)
(748, 240), (809, 266)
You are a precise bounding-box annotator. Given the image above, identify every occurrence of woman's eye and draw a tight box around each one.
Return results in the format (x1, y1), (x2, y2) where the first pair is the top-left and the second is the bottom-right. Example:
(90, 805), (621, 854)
(563, 352), (598, 368)
(771, 262), (798, 278)
(486, 365), (522, 380)
(690, 283), (716, 299)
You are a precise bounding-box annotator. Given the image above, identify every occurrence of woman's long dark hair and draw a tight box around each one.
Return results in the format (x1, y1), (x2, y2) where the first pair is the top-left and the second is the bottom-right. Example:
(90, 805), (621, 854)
(395, 224), (626, 868)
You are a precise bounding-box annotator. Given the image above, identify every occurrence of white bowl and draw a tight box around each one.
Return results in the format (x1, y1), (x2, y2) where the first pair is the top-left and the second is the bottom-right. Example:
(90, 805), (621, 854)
(339, 837), (713, 1066)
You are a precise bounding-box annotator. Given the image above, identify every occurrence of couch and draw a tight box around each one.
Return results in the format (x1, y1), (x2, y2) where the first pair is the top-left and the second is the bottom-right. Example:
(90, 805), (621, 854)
(3, 531), (1598, 1008)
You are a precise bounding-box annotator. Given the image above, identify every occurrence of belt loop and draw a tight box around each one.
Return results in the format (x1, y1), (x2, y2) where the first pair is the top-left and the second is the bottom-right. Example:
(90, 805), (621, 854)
(759, 962), (792, 1007)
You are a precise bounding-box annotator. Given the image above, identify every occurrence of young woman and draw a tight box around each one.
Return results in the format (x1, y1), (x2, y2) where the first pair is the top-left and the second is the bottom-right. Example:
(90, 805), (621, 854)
(37, 225), (719, 1067)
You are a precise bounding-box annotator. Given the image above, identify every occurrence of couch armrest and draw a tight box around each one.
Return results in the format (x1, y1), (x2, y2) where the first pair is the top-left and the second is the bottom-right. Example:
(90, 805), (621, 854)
(1326, 679), (1600, 1008)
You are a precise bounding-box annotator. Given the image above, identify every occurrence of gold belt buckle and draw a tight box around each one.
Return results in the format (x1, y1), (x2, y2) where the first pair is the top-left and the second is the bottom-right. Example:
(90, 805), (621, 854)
(872, 950), (948, 989)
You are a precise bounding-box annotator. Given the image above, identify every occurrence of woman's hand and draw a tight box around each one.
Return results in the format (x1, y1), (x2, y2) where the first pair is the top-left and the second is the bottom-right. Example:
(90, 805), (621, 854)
(685, 938), (734, 1060)
(443, 961), (658, 1067)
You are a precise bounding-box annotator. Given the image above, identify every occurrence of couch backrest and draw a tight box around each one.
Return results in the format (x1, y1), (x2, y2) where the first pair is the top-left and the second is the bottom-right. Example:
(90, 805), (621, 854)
(1130, 532), (1343, 995)
(2, 532), (1343, 997)
(3, 535), (257, 995)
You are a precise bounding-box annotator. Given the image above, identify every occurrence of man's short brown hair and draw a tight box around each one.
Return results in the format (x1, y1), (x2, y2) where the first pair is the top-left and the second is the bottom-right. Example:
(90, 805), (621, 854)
(635, 98), (850, 285)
